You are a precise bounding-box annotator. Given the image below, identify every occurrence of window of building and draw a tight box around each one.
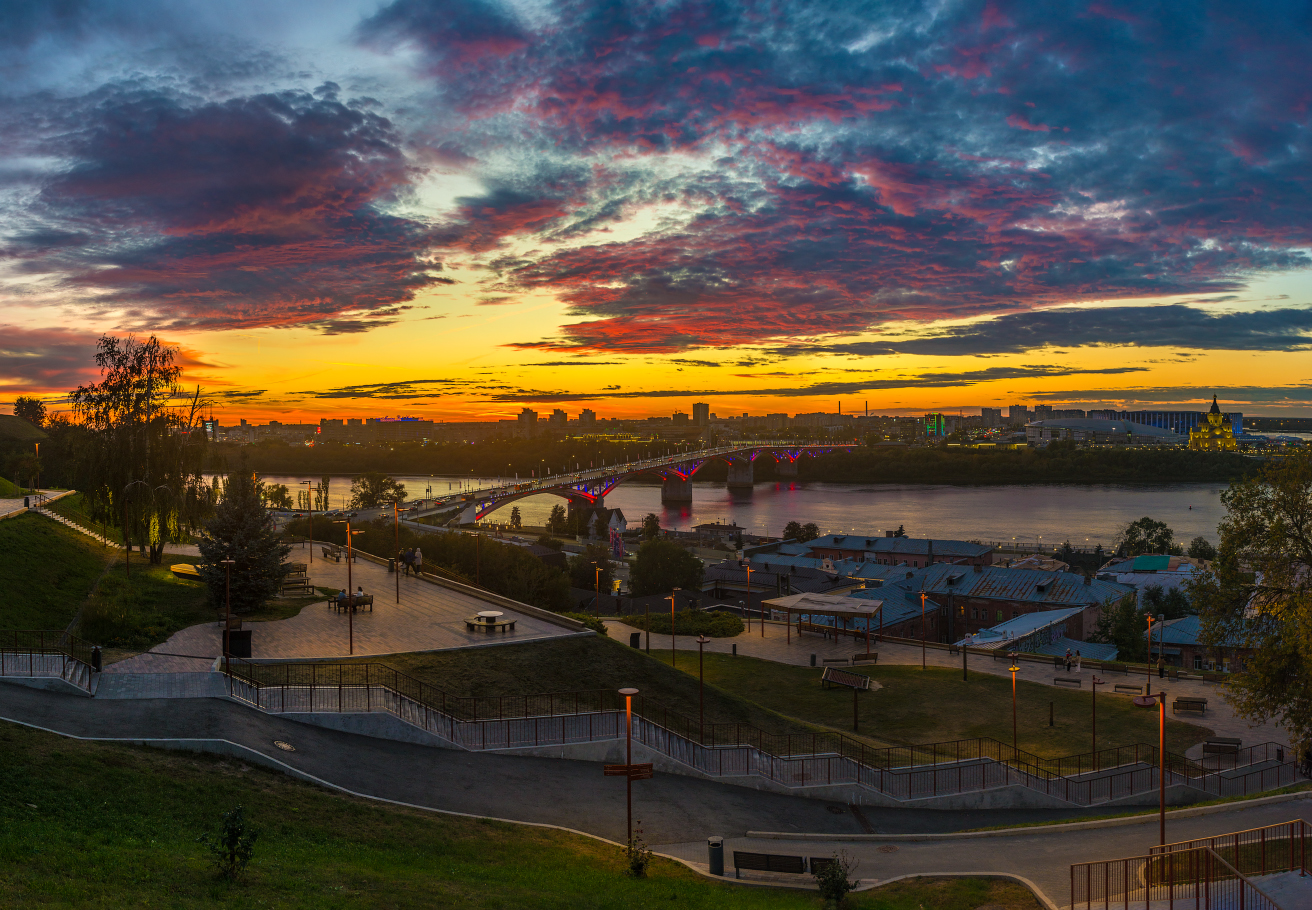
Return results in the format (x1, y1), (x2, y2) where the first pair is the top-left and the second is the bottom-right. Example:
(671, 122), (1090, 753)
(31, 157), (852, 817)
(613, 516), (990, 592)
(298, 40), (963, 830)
(1193, 655), (1202, 670)
(996, 610), (1003, 621)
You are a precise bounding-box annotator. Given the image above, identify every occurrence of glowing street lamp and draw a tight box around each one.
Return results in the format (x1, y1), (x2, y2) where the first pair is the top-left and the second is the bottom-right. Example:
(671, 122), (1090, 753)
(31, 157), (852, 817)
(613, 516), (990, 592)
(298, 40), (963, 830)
(1091, 675), (1104, 769)
(300, 480), (313, 563)
(1009, 659), (1021, 754)
(668, 587), (681, 668)
(919, 591), (929, 669)
(696, 634), (710, 742)
(220, 557), (235, 672)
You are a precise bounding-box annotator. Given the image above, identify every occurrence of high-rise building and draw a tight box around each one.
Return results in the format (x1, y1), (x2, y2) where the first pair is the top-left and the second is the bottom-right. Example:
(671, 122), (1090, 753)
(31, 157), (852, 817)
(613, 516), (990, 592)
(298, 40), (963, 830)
(672, 411), (689, 426)
(1032, 404), (1053, 421)
(517, 408), (538, 436)
(692, 402), (710, 426)
(980, 407), (1003, 427)
(579, 408), (597, 427)
(925, 413), (947, 437)
(1008, 404), (1030, 422)
(548, 408), (567, 427)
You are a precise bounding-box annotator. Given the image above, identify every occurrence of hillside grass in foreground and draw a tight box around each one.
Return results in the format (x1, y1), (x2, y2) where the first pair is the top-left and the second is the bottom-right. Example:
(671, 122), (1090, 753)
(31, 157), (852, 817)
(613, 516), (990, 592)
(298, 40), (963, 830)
(0, 722), (1039, 909)
(0, 514), (110, 631)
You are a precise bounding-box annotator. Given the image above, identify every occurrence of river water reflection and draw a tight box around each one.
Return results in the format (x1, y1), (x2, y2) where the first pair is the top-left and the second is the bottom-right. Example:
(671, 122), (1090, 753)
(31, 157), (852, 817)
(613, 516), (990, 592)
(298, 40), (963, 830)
(258, 473), (1230, 548)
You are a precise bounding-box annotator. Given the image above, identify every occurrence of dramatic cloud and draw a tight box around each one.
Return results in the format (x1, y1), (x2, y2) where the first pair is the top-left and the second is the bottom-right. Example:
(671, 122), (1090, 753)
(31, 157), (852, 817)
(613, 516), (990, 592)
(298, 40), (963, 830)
(0, 325), (102, 396)
(486, 364), (1147, 402)
(765, 305), (1312, 358)
(5, 86), (445, 333)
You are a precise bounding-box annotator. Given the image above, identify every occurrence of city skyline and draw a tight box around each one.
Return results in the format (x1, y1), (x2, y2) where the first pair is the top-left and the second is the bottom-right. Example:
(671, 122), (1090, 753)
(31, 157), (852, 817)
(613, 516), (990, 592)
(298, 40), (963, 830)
(3, 1), (1312, 420)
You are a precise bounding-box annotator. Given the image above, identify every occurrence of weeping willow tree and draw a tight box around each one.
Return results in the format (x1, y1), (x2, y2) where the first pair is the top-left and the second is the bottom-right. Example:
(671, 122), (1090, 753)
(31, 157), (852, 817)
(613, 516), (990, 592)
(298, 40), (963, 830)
(71, 335), (211, 564)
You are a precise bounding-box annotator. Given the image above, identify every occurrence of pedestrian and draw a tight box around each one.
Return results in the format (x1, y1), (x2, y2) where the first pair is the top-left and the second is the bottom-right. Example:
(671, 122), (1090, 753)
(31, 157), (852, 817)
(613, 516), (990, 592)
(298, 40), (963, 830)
(1075, 650), (1082, 672)
(1158, 656), (1166, 678)
(402, 547), (414, 576)
(413, 546), (423, 576)
(1064, 648), (1072, 673)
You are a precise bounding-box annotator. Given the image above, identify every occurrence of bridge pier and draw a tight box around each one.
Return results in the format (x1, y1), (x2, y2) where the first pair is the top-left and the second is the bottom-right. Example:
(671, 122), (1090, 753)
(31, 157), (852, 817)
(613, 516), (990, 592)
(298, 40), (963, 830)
(775, 459), (798, 478)
(726, 459), (754, 489)
(661, 476), (693, 503)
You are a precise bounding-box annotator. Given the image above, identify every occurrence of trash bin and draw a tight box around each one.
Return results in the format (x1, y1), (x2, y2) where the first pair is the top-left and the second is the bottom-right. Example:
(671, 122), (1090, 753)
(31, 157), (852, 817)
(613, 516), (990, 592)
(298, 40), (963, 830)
(811, 653), (817, 667)
(91, 646), (102, 673)
(23, 496), (29, 508)
(388, 558), (396, 574)
(732, 643), (737, 657)
(707, 836), (724, 876)
(630, 632), (641, 649)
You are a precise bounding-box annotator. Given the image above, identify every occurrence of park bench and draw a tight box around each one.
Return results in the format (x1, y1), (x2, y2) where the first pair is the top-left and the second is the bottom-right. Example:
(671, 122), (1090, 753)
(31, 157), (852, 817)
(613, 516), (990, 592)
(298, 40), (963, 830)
(1100, 662), (1129, 675)
(821, 657), (850, 666)
(1054, 677), (1082, 688)
(280, 575), (312, 595)
(809, 856), (841, 875)
(465, 615), (516, 632)
(821, 667), (872, 690)
(1173, 697), (1208, 715)
(331, 594), (373, 613)
(948, 645), (960, 656)
(732, 852), (807, 878)
(1203, 737), (1241, 757)
(1053, 656), (1066, 669)
(1114, 684), (1143, 695)
(321, 545), (341, 562)
(851, 652), (878, 665)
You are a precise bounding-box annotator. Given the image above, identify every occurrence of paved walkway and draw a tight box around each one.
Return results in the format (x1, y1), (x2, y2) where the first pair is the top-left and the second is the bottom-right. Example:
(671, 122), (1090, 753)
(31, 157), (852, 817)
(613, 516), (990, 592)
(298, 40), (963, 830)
(109, 556), (580, 671)
(604, 619), (1292, 758)
(0, 682), (1306, 909)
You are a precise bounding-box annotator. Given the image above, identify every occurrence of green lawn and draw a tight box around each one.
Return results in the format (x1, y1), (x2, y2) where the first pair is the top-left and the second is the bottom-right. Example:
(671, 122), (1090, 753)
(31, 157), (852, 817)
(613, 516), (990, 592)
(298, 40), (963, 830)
(0, 475), (25, 497)
(45, 491), (120, 541)
(341, 637), (1210, 759)
(0, 514), (111, 632)
(344, 636), (825, 739)
(681, 653), (1212, 758)
(0, 721), (1038, 909)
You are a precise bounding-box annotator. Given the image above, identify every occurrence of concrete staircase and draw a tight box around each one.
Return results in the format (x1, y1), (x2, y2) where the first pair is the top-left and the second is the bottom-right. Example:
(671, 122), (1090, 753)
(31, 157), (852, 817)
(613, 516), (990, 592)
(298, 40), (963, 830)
(33, 505), (115, 546)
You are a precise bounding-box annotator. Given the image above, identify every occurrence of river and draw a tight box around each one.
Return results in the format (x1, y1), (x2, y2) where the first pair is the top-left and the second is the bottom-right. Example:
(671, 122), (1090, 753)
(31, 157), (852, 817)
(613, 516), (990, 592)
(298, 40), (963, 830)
(254, 473), (1231, 548)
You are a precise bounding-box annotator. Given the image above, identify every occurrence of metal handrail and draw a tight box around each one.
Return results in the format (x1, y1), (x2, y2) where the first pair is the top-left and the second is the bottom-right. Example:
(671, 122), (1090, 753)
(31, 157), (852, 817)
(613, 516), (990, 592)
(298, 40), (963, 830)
(1072, 845), (1285, 910)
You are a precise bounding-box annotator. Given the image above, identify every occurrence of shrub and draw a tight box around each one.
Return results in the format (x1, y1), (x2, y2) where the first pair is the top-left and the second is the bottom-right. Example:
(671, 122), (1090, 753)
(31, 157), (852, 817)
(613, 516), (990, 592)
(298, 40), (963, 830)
(561, 612), (609, 636)
(626, 824), (653, 877)
(814, 850), (858, 905)
(198, 805), (259, 880)
(627, 609), (743, 638)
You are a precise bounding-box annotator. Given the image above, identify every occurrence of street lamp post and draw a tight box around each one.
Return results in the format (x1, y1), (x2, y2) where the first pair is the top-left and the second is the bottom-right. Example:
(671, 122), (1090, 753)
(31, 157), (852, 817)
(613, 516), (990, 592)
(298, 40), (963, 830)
(1146, 613), (1165, 696)
(1158, 690), (1167, 847)
(668, 587), (681, 668)
(394, 502), (401, 604)
(620, 687), (639, 849)
(744, 564), (754, 634)
(1091, 675), (1104, 769)
(221, 558), (235, 672)
(696, 634), (709, 742)
(335, 516), (364, 655)
(594, 563), (603, 617)
(1009, 659), (1021, 754)
(919, 592), (928, 669)
(300, 481), (313, 564)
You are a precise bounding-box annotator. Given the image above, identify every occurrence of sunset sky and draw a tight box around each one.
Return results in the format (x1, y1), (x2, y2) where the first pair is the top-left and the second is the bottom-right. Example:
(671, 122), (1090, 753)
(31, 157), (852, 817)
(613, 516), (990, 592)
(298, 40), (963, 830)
(3, 0), (1311, 421)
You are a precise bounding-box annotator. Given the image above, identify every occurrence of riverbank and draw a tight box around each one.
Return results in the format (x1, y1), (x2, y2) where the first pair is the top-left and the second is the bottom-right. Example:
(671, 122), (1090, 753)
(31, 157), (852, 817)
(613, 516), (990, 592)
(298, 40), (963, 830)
(213, 442), (1259, 486)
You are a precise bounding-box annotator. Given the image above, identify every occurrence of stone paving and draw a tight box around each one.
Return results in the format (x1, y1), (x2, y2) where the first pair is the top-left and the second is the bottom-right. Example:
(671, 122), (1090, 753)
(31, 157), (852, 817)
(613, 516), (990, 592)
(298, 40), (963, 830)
(603, 619), (1293, 758)
(108, 555), (581, 671)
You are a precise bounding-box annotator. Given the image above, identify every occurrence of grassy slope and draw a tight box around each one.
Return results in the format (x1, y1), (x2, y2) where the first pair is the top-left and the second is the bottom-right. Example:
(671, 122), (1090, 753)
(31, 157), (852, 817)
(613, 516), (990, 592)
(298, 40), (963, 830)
(0, 476), (24, 497)
(0, 722), (1038, 910)
(0, 514), (110, 632)
(45, 492), (119, 541)
(350, 638), (1210, 758)
(691, 653), (1211, 757)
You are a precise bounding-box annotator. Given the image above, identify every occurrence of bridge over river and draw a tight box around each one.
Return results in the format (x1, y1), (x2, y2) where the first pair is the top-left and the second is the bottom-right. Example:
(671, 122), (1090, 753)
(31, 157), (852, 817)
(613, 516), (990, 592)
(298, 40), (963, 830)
(408, 441), (855, 524)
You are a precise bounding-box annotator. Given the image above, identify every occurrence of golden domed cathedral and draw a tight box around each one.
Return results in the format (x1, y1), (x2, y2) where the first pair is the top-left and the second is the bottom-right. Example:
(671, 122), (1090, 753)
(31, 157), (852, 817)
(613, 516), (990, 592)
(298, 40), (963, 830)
(1189, 396), (1237, 451)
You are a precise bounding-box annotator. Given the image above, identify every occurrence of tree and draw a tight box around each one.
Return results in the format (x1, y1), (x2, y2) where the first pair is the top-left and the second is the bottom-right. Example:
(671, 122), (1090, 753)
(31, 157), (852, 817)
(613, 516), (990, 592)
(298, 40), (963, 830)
(569, 543), (614, 593)
(197, 469), (290, 615)
(548, 504), (567, 534)
(782, 521), (803, 541)
(71, 335), (210, 564)
(198, 805), (259, 881)
(1060, 540), (1075, 564)
(801, 522), (820, 542)
(1141, 584), (1191, 620)
(892, 524), (907, 538)
(509, 506), (522, 530)
(1117, 516), (1177, 556)
(1089, 593), (1148, 661)
(629, 538), (704, 596)
(12, 452), (40, 490)
(13, 396), (45, 427)
(348, 472), (406, 509)
(263, 483), (293, 510)
(1187, 454), (1312, 754)
(641, 512), (661, 540)
(1187, 536), (1217, 560)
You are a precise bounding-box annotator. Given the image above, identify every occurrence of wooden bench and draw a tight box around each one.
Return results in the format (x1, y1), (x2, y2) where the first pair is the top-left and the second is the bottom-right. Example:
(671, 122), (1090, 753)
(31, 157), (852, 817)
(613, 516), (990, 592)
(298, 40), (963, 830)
(732, 851), (807, 878)
(821, 657), (851, 666)
(851, 652), (878, 665)
(1173, 697), (1207, 715)
(1053, 656), (1067, 669)
(280, 575), (312, 595)
(821, 667), (872, 690)
(1054, 676), (1082, 688)
(1114, 683), (1143, 695)
(1203, 737), (1241, 756)
(465, 616), (516, 633)
(1100, 662), (1129, 675)
(321, 545), (341, 562)
(948, 645), (960, 656)
(331, 594), (373, 613)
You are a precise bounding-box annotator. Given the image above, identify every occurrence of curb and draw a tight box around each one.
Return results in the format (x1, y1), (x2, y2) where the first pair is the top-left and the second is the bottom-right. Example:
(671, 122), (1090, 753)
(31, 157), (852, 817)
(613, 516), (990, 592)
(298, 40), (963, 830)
(747, 788), (1312, 841)
(0, 711), (1061, 907)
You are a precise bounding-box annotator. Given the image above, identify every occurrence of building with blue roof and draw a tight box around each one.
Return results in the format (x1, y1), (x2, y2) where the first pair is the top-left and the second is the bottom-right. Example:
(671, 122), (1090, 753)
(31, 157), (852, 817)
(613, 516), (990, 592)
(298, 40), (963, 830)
(955, 607), (1119, 661)
(1145, 614), (1250, 672)
(806, 533), (993, 568)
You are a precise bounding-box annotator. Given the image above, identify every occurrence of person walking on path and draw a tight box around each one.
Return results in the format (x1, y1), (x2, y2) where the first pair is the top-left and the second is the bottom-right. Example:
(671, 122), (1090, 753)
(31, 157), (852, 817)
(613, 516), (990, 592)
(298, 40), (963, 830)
(1064, 648), (1072, 673)
(401, 548), (414, 577)
(1075, 651), (1082, 673)
(413, 547), (423, 576)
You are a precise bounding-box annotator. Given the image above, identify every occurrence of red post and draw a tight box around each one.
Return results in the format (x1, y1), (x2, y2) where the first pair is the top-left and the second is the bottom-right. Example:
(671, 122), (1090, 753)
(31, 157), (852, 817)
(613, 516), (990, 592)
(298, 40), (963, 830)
(1159, 691), (1167, 847)
(920, 592), (927, 669)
